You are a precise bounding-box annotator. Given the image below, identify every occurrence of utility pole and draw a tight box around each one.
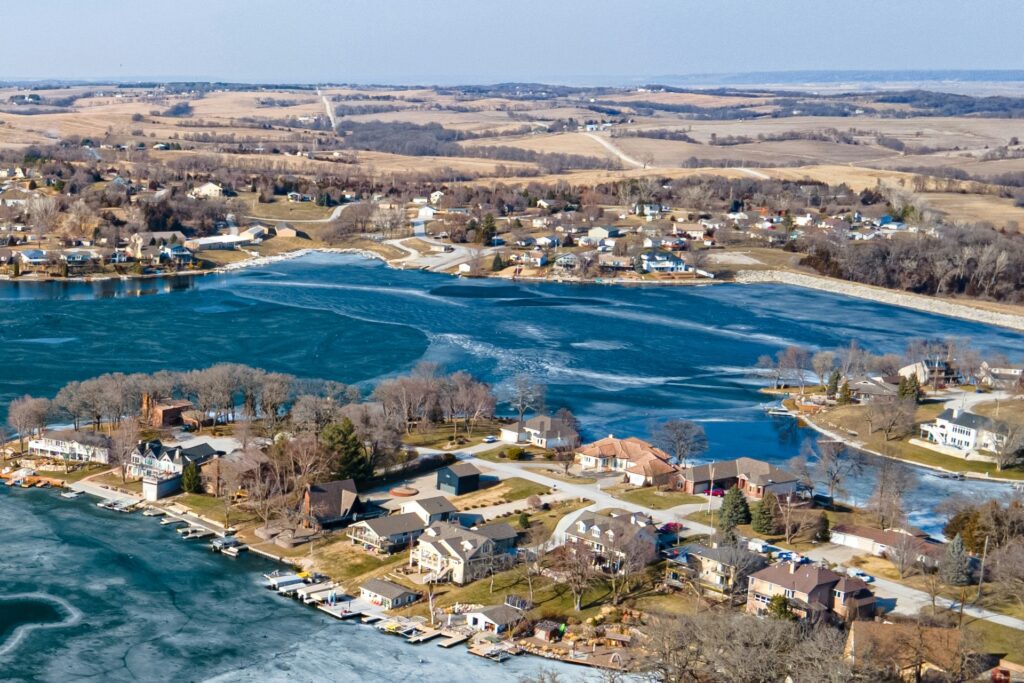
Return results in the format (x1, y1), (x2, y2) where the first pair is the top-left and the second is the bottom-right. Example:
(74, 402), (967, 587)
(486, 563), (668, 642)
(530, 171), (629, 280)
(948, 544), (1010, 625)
(976, 535), (990, 602)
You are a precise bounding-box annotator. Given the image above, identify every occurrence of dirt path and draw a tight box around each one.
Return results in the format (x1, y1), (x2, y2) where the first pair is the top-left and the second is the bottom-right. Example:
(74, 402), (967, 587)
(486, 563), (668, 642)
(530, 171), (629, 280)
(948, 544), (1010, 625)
(582, 132), (644, 169)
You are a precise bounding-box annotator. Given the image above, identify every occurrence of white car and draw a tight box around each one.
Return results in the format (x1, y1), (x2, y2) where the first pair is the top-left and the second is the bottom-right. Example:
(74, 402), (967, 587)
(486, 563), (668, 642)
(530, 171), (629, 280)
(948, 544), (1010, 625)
(482, 436), (497, 443)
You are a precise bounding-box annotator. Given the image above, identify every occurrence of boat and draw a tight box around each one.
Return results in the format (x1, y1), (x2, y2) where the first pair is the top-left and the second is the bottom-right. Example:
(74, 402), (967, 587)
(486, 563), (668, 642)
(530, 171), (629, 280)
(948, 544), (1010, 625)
(210, 536), (242, 552)
(19, 480), (32, 488)
(96, 500), (117, 509)
(59, 490), (83, 499)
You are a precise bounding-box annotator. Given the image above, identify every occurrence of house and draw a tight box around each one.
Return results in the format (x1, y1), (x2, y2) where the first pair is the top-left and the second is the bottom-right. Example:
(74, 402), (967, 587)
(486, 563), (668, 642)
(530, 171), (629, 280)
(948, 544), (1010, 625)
(359, 578), (419, 610)
(416, 205), (439, 221)
(575, 435), (677, 486)
(554, 253), (579, 270)
(184, 235), (252, 251)
(302, 479), (362, 528)
(27, 430), (112, 465)
(597, 253), (634, 271)
(844, 622), (967, 682)
(274, 226), (306, 239)
(634, 203), (664, 217)
(919, 408), (1009, 456)
(429, 190), (445, 205)
(677, 458), (798, 500)
(465, 604), (524, 633)
(511, 234), (536, 248)
(411, 196), (429, 205)
(535, 235), (560, 248)
(60, 250), (97, 267)
(436, 462), (481, 495)
(588, 226), (621, 241)
(241, 225), (268, 240)
(521, 415), (576, 449)
(286, 192), (313, 202)
(160, 244), (194, 265)
(563, 510), (658, 571)
(746, 562), (875, 623)
(145, 397), (193, 428)
(642, 237), (662, 249)
(979, 361), (1023, 390)
(128, 440), (218, 479)
(410, 521), (518, 585)
(191, 182), (223, 199)
(639, 250), (688, 274)
(665, 542), (767, 595)
(849, 377), (899, 403)
(401, 496), (458, 525)
(348, 512), (426, 553)
(830, 524), (945, 570)
(18, 249), (49, 266)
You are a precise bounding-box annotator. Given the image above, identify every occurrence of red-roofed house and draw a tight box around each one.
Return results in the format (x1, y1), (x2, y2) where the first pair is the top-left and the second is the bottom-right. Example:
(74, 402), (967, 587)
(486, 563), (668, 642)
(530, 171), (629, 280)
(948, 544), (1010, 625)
(575, 435), (677, 486)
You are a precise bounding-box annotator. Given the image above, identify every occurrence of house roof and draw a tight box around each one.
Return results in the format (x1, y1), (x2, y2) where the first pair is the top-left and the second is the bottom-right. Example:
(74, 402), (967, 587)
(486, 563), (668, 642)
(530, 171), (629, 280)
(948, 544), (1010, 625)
(749, 562), (846, 596)
(44, 430), (112, 449)
(418, 522), (494, 562)
(474, 522), (518, 543)
(407, 496), (458, 516)
(682, 457), (796, 487)
(846, 622), (962, 673)
(445, 462), (480, 478)
(578, 436), (672, 466)
(566, 511), (656, 548)
(679, 543), (765, 569)
(357, 512), (425, 538)
(472, 604), (524, 627)
(360, 578), (417, 601)
(524, 415), (575, 441)
(937, 408), (1007, 435)
(832, 524), (943, 559)
(305, 479), (359, 521)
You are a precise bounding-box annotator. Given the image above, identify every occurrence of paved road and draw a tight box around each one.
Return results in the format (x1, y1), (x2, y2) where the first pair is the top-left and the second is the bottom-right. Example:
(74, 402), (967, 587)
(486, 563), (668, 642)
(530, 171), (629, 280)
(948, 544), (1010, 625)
(582, 132), (644, 169)
(385, 234), (494, 273)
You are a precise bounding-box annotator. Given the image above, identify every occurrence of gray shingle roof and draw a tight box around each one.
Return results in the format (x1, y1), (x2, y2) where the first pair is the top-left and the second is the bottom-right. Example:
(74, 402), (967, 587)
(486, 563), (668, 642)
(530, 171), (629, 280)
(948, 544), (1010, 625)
(360, 578), (417, 601)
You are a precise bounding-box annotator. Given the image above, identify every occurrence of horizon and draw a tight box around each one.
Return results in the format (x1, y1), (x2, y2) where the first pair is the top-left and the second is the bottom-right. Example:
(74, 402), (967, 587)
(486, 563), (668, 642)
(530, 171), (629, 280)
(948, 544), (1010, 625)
(2, 1), (1024, 84)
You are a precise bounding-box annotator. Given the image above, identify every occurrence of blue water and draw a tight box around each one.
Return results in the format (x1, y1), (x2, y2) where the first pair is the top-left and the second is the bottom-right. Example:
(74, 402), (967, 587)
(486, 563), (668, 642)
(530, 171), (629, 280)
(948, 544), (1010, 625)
(4, 253), (1021, 531)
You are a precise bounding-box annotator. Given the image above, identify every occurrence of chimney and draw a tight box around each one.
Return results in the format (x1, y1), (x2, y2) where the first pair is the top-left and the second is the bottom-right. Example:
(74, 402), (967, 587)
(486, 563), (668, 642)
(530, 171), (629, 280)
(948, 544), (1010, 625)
(789, 562), (797, 574)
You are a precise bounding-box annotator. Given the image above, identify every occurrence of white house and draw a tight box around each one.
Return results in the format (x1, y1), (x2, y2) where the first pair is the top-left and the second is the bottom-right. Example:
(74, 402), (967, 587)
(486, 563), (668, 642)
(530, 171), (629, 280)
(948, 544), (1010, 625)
(128, 440), (218, 479)
(411, 196), (429, 205)
(588, 226), (621, 241)
(191, 182), (223, 199)
(429, 190), (445, 205)
(28, 431), (111, 465)
(416, 205), (439, 220)
(535, 235), (560, 248)
(919, 408), (1008, 456)
(400, 496), (457, 526)
(640, 250), (689, 273)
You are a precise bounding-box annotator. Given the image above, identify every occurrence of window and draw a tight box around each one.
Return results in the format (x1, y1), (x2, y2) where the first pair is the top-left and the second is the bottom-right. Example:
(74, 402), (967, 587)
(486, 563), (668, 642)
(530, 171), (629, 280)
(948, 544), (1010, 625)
(784, 589), (794, 599)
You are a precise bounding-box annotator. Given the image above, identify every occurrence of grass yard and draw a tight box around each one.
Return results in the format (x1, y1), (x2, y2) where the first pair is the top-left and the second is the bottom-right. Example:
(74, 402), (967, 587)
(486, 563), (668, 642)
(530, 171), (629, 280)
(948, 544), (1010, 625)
(684, 505), (864, 552)
(472, 444), (552, 463)
(59, 463), (107, 484)
(310, 538), (409, 586)
(965, 618), (1024, 665)
(236, 192), (333, 221)
(806, 402), (1024, 480)
(177, 493), (258, 526)
(401, 419), (505, 450)
(610, 486), (706, 510)
(451, 477), (551, 510)
(90, 471), (143, 494)
(523, 466), (596, 485)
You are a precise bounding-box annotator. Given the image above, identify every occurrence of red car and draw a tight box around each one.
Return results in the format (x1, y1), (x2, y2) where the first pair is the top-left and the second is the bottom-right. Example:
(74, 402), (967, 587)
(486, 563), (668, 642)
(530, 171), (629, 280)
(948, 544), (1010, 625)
(706, 488), (726, 497)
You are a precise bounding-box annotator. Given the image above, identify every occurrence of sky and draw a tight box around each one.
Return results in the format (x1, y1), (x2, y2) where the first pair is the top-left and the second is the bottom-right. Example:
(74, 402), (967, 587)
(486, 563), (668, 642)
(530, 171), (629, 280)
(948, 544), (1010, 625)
(3, 0), (1024, 85)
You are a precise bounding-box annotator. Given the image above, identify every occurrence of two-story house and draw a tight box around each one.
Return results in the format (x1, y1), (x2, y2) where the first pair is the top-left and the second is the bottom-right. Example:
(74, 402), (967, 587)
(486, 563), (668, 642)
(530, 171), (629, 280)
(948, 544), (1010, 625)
(746, 562), (875, 623)
(348, 512), (426, 553)
(919, 408), (1009, 456)
(400, 496), (457, 525)
(28, 430), (112, 465)
(409, 521), (518, 585)
(563, 509), (658, 572)
(128, 440), (218, 479)
(665, 542), (767, 596)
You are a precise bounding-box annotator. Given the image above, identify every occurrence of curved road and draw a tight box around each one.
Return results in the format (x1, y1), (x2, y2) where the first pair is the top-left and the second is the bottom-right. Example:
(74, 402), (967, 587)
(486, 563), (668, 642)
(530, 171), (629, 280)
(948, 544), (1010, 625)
(582, 132), (644, 169)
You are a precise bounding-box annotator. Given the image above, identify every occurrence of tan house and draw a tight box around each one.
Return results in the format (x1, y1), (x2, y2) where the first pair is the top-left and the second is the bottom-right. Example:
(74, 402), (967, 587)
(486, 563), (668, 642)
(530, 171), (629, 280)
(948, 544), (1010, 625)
(563, 509), (658, 571)
(746, 562), (875, 623)
(347, 512), (425, 553)
(575, 435), (677, 486)
(191, 182), (223, 199)
(830, 524), (945, 570)
(664, 542), (767, 596)
(677, 457), (798, 500)
(409, 521), (518, 585)
(400, 496), (457, 526)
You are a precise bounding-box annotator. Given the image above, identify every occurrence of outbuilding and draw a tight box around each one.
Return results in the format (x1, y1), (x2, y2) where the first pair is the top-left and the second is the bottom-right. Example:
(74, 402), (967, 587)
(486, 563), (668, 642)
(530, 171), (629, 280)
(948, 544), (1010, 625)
(436, 462), (481, 495)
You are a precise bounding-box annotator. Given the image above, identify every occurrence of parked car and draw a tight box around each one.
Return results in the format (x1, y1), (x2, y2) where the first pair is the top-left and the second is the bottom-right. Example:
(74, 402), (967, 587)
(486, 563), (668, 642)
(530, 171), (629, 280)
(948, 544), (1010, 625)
(483, 435), (497, 443)
(706, 488), (726, 497)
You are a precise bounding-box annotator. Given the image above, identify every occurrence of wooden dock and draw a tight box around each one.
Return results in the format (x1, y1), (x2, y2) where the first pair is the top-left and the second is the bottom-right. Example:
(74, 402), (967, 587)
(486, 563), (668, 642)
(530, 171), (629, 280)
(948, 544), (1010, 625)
(438, 633), (469, 648)
(407, 629), (445, 644)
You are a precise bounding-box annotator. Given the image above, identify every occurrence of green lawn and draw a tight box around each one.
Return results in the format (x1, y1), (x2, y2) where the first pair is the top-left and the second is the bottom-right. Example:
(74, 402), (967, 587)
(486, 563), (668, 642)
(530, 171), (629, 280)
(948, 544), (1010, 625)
(177, 493), (257, 526)
(401, 419), (506, 450)
(502, 478), (552, 502)
(311, 540), (409, 585)
(59, 464), (108, 484)
(611, 487), (706, 510)
(966, 618), (1024, 665)
(91, 471), (143, 494)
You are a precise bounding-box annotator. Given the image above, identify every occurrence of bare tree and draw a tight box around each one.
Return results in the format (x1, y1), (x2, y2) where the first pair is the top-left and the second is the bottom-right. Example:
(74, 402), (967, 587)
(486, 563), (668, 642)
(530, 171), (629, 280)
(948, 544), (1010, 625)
(811, 350), (837, 388)
(990, 538), (1024, 611)
(650, 419), (708, 468)
(550, 544), (596, 612)
(508, 375), (545, 433)
(885, 531), (923, 579)
(7, 395), (50, 452)
(814, 439), (862, 506)
(993, 419), (1024, 472)
(27, 195), (59, 234)
(866, 397), (917, 441)
(868, 459), (917, 529)
(110, 417), (140, 484)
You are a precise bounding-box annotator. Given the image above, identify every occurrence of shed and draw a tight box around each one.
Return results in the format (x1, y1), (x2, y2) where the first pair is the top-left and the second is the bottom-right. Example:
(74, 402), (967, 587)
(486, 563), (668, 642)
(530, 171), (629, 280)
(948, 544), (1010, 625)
(534, 620), (563, 642)
(436, 462), (481, 495)
(359, 578), (419, 610)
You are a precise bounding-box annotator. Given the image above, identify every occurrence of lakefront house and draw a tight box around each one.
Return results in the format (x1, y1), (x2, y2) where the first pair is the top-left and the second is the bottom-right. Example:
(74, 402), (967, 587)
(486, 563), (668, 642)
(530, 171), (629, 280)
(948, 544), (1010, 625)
(574, 435), (677, 486)
(28, 430), (112, 465)
(918, 408), (1009, 457)
(746, 562), (875, 623)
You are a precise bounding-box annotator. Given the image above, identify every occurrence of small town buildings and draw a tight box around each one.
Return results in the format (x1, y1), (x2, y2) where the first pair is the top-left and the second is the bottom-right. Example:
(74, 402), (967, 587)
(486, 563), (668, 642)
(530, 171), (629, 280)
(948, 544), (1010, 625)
(416, 205), (439, 221)
(184, 235), (252, 251)
(563, 509), (658, 570)
(429, 190), (445, 205)
(160, 244), (194, 265)
(665, 543), (767, 595)
(597, 253), (633, 271)
(746, 562), (875, 623)
(554, 252), (580, 270)
(677, 457), (798, 500)
(302, 479), (362, 528)
(274, 226), (304, 239)
(436, 462), (481, 496)
(401, 496), (458, 525)
(979, 361), (1023, 390)
(587, 226), (621, 241)
(410, 521), (518, 584)
(28, 430), (112, 465)
(576, 435), (677, 486)
(535, 235), (560, 248)
(348, 513), (426, 553)
(849, 377), (899, 403)
(919, 408), (1009, 456)
(465, 604), (525, 633)
(829, 524), (944, 570)
(359, 578), (419, 610)
(128, 440), (218, 479)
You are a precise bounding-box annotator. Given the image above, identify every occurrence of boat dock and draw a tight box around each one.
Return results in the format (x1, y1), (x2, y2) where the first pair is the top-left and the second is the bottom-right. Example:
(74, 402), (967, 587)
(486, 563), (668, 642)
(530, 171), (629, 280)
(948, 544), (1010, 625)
(437, 633), (470, 648)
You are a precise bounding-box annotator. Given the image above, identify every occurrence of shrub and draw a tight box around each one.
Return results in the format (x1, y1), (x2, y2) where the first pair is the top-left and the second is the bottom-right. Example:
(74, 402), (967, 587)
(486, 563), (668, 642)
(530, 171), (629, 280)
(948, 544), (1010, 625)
(506, 447), (525, 461)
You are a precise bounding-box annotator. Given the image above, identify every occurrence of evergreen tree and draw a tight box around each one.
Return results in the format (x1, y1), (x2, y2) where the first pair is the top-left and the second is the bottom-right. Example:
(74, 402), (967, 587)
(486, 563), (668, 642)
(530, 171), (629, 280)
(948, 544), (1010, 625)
(518, 512), (530, 530)
(826, 369), (840, 398)
(906, 375), (920, 402)
(897, 376), (909, 399)
(837, 381), (852, 405)
(479, 213), (497, 245)
(940, 533), (972, 586)
(767, 594), (795, 620)
(491, 253), (504, 272)
(322, 418), (373, 482)
(751, 491), (780, 535)
(181, 460), (202, 493)
(812, 512), (830, 542)
(718, 487), (751, 532)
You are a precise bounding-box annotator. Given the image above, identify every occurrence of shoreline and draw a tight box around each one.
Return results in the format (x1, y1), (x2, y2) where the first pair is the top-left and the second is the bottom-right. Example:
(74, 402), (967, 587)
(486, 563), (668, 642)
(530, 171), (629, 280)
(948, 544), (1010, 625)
(788, 406), (1023, 486)
(5, 247), (1024, 334)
